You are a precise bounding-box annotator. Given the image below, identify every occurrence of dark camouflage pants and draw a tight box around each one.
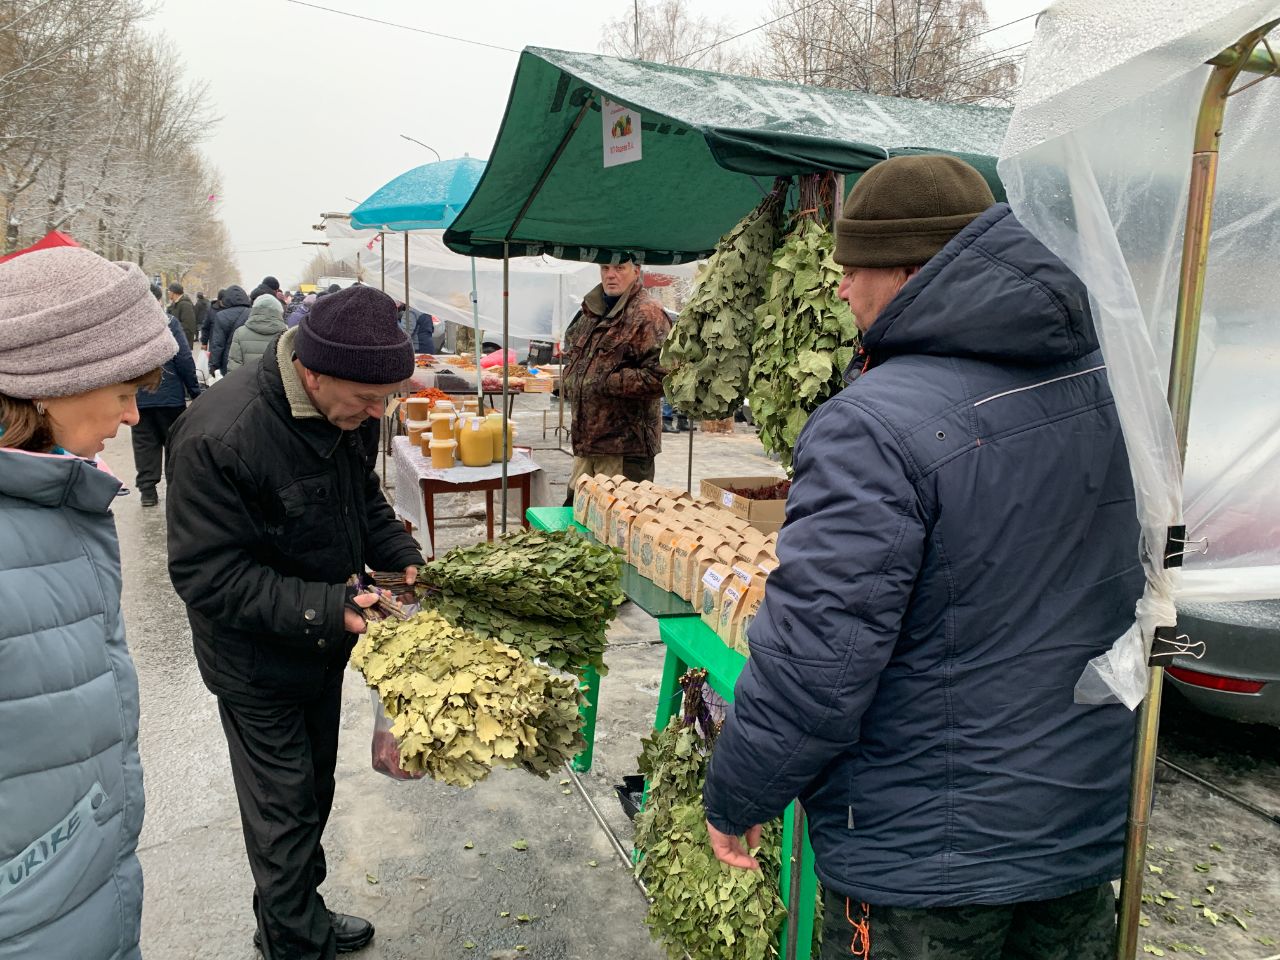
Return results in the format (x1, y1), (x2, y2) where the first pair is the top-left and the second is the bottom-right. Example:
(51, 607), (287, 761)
(819, 883), (1116, 960)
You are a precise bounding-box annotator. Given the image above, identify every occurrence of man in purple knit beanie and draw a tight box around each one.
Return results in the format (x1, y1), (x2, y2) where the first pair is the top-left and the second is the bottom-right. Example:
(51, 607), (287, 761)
(165, 283), (422, 959)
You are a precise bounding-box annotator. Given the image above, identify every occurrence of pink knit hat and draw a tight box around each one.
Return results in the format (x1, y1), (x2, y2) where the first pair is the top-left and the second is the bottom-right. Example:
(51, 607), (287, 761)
(0, 247), (177, 398)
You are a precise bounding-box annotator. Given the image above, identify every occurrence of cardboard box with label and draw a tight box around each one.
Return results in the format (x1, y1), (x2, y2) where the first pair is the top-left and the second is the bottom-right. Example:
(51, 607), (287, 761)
(700, 476), (789, 536)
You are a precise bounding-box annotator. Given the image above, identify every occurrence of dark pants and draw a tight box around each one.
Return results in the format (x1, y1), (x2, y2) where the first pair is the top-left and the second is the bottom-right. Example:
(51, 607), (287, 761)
(622, 455), (657, 484)
(131, 406), (184, 493)
(819, 883), (1115, 960)
(217, 668), (345, 960)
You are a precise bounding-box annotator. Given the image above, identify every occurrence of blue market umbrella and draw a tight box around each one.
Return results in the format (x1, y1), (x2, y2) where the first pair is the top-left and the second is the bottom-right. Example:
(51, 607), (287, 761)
(350, 156), (485, 231)
(350, 156), (488, 388)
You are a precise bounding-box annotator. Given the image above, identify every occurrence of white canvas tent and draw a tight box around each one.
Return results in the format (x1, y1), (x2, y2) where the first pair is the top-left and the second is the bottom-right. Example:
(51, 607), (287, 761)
(324, 218), (695, 345)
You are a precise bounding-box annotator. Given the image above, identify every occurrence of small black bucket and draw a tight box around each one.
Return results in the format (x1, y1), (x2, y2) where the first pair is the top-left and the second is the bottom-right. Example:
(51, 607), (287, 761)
(614, 775), (646, 821)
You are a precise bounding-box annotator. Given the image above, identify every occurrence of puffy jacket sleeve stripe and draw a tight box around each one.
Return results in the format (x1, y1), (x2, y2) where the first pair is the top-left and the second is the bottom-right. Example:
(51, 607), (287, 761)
(703, 396), (927, 836)
(362, 464), (425, 573)
(166, 433), (348, 644)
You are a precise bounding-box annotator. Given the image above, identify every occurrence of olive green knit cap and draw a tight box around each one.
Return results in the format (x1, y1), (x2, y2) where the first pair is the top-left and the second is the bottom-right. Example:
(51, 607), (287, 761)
(834, 155), (995, 268)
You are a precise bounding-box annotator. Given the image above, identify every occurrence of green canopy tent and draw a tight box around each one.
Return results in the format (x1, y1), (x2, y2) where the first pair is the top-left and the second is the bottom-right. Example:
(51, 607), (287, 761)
(445, 46), (1013, 543)
(443, 46), (1011, 264)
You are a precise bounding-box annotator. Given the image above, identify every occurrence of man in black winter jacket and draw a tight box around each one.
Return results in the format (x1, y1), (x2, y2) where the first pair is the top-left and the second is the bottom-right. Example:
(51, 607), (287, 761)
(194, 291), (210, 338)
(166, 285), (422, 959)
(167, 282), (198, 346)
(200, 290), (222, 348)
(207, 284), (251, 375)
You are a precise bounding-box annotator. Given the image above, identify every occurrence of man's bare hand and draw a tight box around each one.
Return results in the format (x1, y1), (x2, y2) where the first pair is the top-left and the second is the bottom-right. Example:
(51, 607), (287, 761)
(344, 592), (379, 634)
(707, 820), (762, 871)
(403, 566), (418, 586)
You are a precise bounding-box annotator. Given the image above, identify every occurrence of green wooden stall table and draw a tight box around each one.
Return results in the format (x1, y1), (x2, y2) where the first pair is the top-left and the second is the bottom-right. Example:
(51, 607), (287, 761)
(656, 617), (819, 960)
(526, 507), (697, 774)
(526, 507), (693, 616)
(527, 508), (817, 956)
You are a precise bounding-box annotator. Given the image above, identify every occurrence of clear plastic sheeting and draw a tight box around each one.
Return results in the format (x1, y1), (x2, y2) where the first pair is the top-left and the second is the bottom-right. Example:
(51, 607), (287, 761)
(537, 46), (1011, 160)
(999, 0), (1280, 707)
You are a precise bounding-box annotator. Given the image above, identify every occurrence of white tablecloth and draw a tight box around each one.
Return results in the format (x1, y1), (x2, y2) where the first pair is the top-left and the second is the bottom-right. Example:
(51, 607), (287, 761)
(390, 435), (550, 535)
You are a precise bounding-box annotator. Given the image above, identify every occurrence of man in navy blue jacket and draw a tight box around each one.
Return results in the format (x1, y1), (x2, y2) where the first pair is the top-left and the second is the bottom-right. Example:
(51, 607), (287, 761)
(132, 308), (202, 506)
(702, 156), (1142, 960)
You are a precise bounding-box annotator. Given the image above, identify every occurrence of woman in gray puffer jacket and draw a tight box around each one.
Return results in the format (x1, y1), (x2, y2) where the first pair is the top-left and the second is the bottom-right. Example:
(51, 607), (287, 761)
(0, 247), (178, 959)
(228, 293), (286, 372)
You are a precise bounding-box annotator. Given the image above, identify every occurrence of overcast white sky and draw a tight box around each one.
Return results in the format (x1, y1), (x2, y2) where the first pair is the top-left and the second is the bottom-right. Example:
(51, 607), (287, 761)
(146, 0), (1045, 287)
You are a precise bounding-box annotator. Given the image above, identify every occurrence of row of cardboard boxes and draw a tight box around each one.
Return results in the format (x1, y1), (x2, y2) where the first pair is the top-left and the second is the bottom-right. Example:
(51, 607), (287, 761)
(572, 475), (790, 655)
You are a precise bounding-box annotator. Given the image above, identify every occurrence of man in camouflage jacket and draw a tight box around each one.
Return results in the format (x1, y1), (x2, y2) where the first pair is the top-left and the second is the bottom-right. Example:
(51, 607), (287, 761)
(561, 256), (671, 500)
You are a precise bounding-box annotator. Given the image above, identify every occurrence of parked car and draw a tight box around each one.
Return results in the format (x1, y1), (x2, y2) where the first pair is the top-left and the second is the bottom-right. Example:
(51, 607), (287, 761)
(1165, 599), (1280, 727)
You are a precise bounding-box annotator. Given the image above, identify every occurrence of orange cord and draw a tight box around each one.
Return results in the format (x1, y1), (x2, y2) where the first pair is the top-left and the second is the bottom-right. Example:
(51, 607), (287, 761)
(845, 897), (871, 959)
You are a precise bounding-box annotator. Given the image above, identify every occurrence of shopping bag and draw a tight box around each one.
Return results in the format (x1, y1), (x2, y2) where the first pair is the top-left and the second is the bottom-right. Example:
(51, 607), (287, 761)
(369, 689), (425, 781)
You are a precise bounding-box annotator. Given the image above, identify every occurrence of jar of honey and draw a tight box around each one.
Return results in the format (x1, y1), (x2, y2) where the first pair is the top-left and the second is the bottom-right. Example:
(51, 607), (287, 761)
(484, 412), (505, 460)
(428, 439), (456, 469)
(406, 419), (428, 446)
(453, 412), (470, 444)
(458, 415), (493, 467)
(404, 397), (432, 420)
(462, 397), (480, 416)
(429, 413), (455, 440)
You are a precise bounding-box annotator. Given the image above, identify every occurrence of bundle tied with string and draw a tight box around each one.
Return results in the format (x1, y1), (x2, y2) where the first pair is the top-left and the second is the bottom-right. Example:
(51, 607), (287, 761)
(748, 172), (860, 471)
(634, 669), (820, 960)
(661, 180), (788, 421)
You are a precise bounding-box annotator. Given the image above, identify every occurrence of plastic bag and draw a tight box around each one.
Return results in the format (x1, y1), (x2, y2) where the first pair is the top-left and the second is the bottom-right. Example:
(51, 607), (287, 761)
(479, 348), (518, 369)
(369, 689), (424, 781)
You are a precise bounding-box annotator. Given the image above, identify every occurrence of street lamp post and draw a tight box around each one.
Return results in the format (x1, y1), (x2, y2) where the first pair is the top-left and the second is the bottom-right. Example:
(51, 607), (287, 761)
(399, 134), (441, 161)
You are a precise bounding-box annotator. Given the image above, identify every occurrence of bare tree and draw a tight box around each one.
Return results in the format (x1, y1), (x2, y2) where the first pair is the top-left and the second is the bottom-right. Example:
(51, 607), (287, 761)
(748, 0), (1021, 104)
(599, 0), (741, 71)
(1, 1), (234, 285)
(0, 0), (140, 249)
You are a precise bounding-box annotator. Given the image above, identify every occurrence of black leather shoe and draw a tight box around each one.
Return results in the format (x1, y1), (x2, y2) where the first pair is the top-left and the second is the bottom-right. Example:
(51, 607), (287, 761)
(251, 913), (374, 955)
(139, 489), (159, 507)
(330, 912), (375, 953)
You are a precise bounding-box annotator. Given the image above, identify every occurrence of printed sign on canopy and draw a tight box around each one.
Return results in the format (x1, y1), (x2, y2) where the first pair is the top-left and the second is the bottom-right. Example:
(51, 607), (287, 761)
(602, 97), (641, 168)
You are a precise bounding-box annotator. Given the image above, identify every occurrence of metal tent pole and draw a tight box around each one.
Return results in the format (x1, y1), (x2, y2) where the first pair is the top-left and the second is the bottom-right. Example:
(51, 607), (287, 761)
(492, 91), (596, 522)
(403, 232), (410, 308)
(377, 230), (390, 490)
(501, 242), (510, 532)
(687, 427), (693, 494)
(470, 257), (484, 401)
(1115, 23), (1278, 960)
